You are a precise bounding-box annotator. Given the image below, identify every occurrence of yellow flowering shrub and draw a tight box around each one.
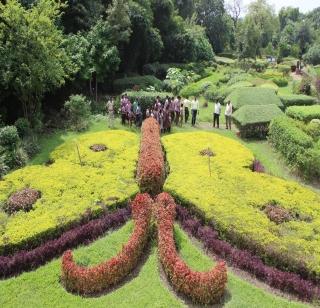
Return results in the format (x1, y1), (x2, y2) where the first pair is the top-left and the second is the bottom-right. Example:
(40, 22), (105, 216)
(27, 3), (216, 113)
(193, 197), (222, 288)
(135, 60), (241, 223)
(162, 132), (320, 278)
(0, 131), (139, 253)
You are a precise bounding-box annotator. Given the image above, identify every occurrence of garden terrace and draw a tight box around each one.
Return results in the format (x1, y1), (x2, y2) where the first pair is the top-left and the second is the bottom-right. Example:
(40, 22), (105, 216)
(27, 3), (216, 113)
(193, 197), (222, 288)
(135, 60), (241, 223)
(162, 131), (320, 281)
(0, 131), (139, 254)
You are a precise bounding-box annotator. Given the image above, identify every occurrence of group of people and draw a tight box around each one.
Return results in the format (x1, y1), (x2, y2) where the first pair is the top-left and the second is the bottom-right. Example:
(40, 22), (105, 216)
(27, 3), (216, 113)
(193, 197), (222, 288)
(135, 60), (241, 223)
(106, 93), (233, 132)
(145, 96), (200, 132)
(213, 100), (233, 130)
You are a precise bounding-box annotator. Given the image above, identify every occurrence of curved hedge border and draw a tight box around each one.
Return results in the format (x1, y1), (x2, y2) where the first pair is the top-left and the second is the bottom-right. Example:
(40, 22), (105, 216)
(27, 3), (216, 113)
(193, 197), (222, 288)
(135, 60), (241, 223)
(0, 207), (131, 279)
(61, 194), (152, 295)
(155, 193), (227, 304)
(137, 118), (165, 195)
(176, 204), (320, 302)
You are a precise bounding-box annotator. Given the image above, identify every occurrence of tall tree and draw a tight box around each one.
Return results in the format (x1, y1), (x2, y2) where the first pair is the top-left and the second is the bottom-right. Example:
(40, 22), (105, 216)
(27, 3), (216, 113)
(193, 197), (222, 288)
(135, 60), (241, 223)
(279, 6), (300, 30)
(195, 0), (229, 53)
(174, 0), (195, 19)
(0, 0), (74, 126)
(226, 0), (243, 29)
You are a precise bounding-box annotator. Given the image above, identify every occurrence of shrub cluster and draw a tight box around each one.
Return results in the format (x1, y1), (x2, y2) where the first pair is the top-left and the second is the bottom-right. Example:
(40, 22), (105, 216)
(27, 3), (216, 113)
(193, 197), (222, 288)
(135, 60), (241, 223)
(113, 75), (164, 93)
(176, 205), (320, 301)
(61, 193), (152, 295)
(279, 94), (318, 108)
(155, 193), (227, 305)
(269, 116), (313, 163)
(137, 118), (165, 195)
(0, 131), (139, 254)
(232, 104), (283, 139)
(162, 132), (320, 281)
(226, 88), (283, 110)
(0, 207), (130, 278)
(272, 77), (288, 87)
(286, 105), (320, 123)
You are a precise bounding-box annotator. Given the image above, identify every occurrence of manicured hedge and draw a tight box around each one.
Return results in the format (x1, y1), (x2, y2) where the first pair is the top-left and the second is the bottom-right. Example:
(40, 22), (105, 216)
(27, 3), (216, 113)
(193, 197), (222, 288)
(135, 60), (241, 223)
(137, 118), (165, 195)
(179, 71), (223, 98)
(176, 205), (320, 301)
(0, 207), (130, 278)
(162, 132), (320, 281)
(0, 131), (139, 254)
(122, 91), (172, 113)
(286, 105), (320, 123)
(233, 104), (283, 138)
(225, 88), (283, 110)
(155, 193), (227, 304)
(269, 116), (313, 164)
(61, 193), (152, 295)
(113, 75), (163, 93)
(279, 94), (318, 107)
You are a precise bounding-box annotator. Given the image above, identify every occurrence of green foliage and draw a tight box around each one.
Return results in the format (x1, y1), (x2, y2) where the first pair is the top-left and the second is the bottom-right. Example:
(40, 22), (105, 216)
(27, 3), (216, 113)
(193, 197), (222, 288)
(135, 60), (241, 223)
(269, 116), (313, 166)
(303, 44), (320, 65)
(121, 91), (172, 112)
(272, 77), (288, 87)
(113, 75), (163, 93)
(14, 118), (31, 138)
(233, 104), (283, 139)
(286, 105), (320, 123)
(180, 70), (223, 97)
(0, 0), (74, 124)
(0, 126), (20, 149)
(226, 87), (283, 110)
(64, 95), (92, 132)
(279, 94), (318, 107)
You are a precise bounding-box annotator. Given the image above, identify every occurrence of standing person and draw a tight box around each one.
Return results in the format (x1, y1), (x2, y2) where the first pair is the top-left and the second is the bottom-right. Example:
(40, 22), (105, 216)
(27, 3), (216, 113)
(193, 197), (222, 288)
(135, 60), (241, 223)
(163, 106), (170, 133)
(106, 97), (115, 128)
(120, 95), (127, 125)
(179, 103), (184, 127)
(169, 97), (175, 123)
(225, 100), (233, 130)
(191, 97), (199, 127)
(213, 100), (221, 128)
(174, 96), (181, 126)
(183, 97), (190, 123)
(132, 99), (138, 115)
(135, 102), (142, 127)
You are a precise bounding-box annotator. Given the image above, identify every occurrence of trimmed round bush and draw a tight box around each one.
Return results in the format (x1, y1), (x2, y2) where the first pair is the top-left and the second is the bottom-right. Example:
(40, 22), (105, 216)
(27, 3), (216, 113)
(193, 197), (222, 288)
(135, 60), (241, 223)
(0, 126), (19, 149)
(279, 95), (318, 108)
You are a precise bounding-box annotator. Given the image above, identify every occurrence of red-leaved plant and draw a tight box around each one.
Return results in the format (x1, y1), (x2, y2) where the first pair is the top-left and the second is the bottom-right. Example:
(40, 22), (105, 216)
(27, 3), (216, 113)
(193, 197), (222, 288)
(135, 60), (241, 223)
(155, 193), (227, 304)
(61, 193), (152, 295)
(137, 118), (165, 195)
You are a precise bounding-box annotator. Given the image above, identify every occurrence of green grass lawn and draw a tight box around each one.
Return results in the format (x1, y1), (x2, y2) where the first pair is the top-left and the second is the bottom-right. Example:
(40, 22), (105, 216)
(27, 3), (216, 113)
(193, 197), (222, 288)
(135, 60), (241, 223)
(0, 221), (307, 308)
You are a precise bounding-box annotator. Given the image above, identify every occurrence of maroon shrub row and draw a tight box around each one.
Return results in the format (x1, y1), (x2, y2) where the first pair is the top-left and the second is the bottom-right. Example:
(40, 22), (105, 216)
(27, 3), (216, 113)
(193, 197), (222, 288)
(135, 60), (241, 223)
(0, 208), (130, 279)
(176, 205), (320, 301)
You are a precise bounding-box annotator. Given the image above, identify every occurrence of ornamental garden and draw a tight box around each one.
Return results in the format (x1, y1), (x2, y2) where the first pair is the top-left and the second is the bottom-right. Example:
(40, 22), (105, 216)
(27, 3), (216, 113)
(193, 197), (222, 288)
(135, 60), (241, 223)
(2, 1), (320, 307)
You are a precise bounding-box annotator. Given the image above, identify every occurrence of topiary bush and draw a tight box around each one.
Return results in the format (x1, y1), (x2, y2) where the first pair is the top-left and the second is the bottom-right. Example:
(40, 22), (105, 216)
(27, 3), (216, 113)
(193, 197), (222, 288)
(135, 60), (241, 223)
(279, 95), (318, 108)
(269, 116), (313, 166)
(64, 94), (91, 132)
(286, 105), (320, 123)
(233, 104), (283, 139)
(113, 75), (164, 93)
(272, 77), (288, 87)
(226, 88), (283, 110)
(14, 118), (31, 138)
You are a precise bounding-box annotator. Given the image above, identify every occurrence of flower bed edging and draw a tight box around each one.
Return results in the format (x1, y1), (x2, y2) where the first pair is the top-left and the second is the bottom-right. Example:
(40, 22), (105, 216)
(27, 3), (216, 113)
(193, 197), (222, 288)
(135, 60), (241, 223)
(0, 207), (131, 279)
(176, 204), (320, 301)
(156, 193), (227, 304)
(61, 193), (152, 295)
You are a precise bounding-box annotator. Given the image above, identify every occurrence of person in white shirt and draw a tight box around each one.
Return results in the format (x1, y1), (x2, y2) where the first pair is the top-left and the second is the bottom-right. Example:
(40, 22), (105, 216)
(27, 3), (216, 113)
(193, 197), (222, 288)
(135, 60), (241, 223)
(191, 97), (199, 126)
(225, 100), (233, 130)
(213, 100), (221, 128)
(183, 97), (191, 123)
